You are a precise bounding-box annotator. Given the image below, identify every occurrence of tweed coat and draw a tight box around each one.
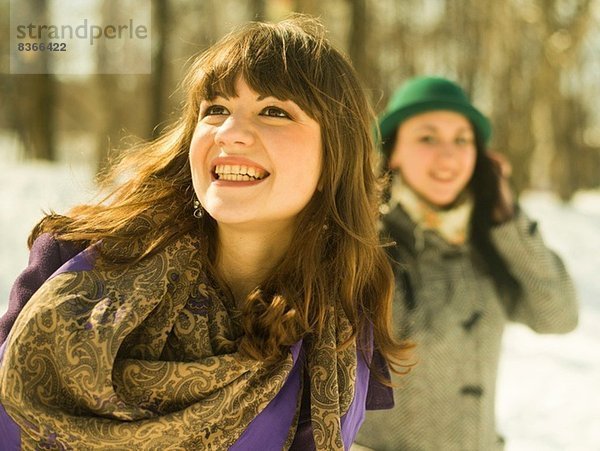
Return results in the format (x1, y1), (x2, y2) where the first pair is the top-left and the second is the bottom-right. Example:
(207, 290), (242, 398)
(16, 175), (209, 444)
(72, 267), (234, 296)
(355, 205), (578, 451)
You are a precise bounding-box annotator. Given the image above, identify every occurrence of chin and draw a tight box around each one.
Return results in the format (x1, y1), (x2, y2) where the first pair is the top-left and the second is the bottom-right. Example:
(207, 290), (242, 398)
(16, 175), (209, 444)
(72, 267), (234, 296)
(426, 193), (460, 208)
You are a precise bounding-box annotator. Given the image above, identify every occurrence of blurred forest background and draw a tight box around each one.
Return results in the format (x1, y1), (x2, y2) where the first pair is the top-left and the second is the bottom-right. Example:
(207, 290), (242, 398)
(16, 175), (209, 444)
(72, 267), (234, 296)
(0, 0), (599, 199)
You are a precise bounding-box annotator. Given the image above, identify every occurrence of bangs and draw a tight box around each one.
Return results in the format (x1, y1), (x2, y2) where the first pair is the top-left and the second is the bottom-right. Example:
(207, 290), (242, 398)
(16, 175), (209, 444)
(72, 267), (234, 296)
(195, 21), (327, 119)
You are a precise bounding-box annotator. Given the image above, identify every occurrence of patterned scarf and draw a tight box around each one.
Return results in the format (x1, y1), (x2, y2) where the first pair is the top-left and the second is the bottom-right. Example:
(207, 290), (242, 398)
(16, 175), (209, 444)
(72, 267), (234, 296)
(390, 176), (473, 245)
(0, 234), (357, 450)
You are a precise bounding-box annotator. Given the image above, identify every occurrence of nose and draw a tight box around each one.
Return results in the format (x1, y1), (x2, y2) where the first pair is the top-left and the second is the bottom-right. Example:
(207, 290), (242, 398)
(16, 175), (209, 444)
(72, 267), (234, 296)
(214, 114), (255, 148)
(437, 141), (460, 158)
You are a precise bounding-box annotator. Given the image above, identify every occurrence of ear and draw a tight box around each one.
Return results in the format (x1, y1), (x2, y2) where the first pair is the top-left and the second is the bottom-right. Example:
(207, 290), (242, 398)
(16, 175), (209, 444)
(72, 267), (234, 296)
(388, 152), (402, 171)
(386, 133), (403, 171)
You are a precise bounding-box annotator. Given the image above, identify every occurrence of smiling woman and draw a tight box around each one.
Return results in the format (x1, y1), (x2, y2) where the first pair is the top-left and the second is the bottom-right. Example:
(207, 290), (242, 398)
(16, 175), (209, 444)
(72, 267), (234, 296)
(355, 76), (578, 451)
(0, 14), (413, 450)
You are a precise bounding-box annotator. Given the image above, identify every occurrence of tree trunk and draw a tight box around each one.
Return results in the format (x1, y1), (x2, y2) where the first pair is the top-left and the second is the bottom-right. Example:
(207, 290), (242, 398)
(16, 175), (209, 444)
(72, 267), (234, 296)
(12, 0), (56, 161)
(151, 0), (170, 139)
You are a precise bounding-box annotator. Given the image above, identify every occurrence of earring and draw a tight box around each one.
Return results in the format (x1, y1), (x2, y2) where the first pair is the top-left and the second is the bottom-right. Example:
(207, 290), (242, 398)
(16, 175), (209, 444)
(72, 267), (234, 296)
(193, 198), (204, 219)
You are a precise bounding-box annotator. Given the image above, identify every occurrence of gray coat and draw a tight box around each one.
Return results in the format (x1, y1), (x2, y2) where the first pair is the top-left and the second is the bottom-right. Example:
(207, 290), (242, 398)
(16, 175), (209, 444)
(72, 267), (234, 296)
(355, 205), (578, 451)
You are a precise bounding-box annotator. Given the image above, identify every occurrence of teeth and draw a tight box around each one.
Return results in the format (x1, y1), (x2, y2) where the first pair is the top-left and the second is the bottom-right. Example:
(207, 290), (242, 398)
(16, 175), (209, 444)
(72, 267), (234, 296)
(214, 164), (267, 181)
(219, 174), (253, 181)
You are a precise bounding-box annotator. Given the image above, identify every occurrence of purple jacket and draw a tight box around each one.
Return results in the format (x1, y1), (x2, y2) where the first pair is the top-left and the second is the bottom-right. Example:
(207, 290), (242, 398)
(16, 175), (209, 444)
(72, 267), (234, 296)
(0, 234), (393, 450)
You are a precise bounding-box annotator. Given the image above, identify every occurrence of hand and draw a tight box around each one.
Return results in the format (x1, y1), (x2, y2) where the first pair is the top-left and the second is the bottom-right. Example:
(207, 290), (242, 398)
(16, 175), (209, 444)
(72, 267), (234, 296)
(487, 150), (515, 223)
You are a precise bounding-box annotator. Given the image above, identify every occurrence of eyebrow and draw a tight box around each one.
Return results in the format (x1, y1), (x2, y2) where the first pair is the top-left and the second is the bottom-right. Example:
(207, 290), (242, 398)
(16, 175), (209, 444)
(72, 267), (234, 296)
(256, 94), (291, 103)
(207, 92), (283, 102)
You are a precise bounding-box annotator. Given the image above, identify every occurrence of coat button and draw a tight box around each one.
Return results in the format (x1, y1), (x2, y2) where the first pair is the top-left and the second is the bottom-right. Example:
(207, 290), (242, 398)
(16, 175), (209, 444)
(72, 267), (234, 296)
(461, 385), (483, 397)
(462, 311), (482, 331)
(528, 221), (538, 235)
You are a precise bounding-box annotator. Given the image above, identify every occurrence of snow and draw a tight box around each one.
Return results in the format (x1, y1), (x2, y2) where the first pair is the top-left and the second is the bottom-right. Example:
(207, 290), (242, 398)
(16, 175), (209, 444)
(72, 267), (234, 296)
(0, 161), (96, 302)
(1, 160), (599, 450)
(497, 192), (600, 451)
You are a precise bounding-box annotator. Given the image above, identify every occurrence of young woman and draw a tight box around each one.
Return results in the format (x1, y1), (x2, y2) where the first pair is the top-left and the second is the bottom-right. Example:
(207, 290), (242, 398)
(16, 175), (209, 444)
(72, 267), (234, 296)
(354, 76), (578, 450)
(0, 16), (412, 450)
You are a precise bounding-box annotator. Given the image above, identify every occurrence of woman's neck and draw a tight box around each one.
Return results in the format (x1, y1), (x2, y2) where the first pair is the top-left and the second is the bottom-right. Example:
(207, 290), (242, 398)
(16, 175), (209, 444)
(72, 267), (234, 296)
(391, 176), (473, 245)
(215, 222), (293, 305)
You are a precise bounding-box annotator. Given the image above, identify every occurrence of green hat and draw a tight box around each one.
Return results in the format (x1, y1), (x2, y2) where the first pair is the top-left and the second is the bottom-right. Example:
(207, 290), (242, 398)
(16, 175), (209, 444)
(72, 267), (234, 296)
(379, 76), (492, 156)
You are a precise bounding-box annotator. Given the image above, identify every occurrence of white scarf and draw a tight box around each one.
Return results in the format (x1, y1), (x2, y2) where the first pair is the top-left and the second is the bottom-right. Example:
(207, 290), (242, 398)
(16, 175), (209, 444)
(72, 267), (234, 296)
(390, 176), (473, 245)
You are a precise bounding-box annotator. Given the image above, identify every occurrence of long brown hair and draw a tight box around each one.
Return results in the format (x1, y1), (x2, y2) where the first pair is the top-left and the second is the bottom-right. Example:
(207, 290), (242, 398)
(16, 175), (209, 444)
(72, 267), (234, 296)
(32, 15), (413, 373)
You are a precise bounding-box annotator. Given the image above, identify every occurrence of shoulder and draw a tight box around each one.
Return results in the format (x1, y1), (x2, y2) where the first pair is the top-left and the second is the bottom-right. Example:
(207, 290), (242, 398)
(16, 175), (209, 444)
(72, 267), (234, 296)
(0, 234), (85, 343)
(16, 233), (84, 296)
(29, 233), (84, 266)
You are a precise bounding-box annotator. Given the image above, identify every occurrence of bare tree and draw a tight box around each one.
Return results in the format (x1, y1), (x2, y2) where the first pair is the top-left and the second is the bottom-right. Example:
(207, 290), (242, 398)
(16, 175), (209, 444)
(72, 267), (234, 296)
(10, 0), (56, 161)
(249, 0), (267, 21)
(531, 0), (594, 198)
(347, 0), (369, 82)
(293, 0), (321, 16)
(150, 0), (170, 139)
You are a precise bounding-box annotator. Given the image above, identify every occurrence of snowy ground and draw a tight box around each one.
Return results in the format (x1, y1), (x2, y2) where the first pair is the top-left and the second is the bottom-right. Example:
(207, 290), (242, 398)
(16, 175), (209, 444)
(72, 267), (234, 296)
(497, 191), (600, 451)
(0, 160), (599, 450)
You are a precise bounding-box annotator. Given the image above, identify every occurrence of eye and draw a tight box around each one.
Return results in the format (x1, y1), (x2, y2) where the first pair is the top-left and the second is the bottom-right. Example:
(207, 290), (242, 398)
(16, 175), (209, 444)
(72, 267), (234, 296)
(455, 136), (474, 146)
(419, 135), (437, 144)
(202, 104), (229, 117)
(261, 106), (290, 118)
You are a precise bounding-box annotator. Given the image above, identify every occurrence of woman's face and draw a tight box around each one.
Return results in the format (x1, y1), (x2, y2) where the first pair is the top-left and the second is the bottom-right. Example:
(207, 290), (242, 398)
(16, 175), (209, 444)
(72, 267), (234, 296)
(388, 110), (477, 207)
(189, 77), (322, 232)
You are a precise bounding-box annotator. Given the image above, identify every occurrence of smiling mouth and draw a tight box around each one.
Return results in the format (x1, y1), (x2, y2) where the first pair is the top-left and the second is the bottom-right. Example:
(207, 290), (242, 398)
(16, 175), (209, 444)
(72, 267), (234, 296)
(430, 171), (457, 182)
(213, 164), (270, 181)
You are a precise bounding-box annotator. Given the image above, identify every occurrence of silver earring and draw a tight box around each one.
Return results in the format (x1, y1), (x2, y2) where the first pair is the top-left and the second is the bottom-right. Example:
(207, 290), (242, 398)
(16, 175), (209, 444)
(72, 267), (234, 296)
(193, 198), (204, 219)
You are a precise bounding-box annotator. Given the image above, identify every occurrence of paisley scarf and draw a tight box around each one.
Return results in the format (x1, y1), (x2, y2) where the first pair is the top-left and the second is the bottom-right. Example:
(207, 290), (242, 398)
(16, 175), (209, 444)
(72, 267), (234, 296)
(0, 234), (358, 450)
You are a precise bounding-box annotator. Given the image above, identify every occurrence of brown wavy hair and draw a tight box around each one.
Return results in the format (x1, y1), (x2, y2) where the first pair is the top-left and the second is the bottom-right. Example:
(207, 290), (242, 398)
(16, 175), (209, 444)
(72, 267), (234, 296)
(31, 15), (413, 374)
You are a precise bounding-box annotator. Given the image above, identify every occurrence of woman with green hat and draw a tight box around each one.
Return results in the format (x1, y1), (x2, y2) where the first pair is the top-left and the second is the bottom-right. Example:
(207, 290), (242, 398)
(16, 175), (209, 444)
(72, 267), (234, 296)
(354, 76), (578, 450)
